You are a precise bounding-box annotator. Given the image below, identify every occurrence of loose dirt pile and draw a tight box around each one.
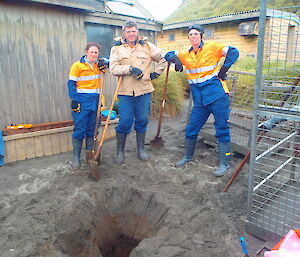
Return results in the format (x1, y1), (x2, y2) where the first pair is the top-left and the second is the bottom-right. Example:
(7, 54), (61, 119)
(0, 113), (255, 257)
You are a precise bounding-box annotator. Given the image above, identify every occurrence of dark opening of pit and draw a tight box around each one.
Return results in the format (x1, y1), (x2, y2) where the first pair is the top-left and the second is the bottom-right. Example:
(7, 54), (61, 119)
(54, 187), (169, 257)
(99, 233), (140, 257)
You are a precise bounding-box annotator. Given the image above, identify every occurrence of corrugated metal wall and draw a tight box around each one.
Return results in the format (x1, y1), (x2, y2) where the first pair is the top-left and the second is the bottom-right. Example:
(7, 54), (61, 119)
(0, 1), (86, 128)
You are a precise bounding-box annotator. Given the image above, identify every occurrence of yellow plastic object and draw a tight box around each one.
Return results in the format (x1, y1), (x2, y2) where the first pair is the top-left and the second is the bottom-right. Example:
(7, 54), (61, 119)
(6, 124), (33, 129)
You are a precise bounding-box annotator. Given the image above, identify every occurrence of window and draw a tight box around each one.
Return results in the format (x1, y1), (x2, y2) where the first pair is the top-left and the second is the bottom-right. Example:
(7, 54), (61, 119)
(85, 23), (114, 57)
(204, 28), (214, 39)
(169, 33), (175, 41)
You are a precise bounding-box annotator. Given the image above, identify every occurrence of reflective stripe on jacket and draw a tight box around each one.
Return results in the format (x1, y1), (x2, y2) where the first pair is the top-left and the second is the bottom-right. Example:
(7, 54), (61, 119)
(109, 37), (167, 97)
(69, 57), (101, 93)
(178, 41), (231, 106)
(68, 56), (104, 111)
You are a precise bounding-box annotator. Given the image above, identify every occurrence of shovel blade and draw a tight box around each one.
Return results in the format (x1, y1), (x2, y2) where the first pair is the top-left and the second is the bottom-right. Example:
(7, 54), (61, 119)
(89, 152), (101, 181)
(150, 136), (164, 149)
(89, 160), (101, 181)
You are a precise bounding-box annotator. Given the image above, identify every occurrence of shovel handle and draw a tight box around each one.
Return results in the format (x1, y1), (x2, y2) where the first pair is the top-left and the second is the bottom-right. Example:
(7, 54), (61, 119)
(155, 62), (170, 138)
(92, 74), (105, 151)
(93, 76), (122, 161)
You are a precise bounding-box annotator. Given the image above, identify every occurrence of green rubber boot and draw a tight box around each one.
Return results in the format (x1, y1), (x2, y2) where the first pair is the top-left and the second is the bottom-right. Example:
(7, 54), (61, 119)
(175, 138), (197, 167)
(136, 132), (149, 161)
(213, 141), (231, 177)
(72, 138), (83, 168)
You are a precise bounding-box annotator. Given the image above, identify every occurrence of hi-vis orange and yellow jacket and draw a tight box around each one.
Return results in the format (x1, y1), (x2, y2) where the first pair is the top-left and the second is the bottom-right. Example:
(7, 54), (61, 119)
(68, 56), (104, 110)
(166, 41), (239, 106)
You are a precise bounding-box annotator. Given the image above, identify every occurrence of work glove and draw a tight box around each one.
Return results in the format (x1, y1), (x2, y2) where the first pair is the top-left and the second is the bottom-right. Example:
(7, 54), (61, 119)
(98, 58), (109, 72)
(218, 66), (229, 80)
(71, 100), (80, 113)
(129, 66), (143, 80)
(173, 56), (184, 72)
(168, 55), (183, 72)
(150, 72), (160, 80)
(165, 51), (183, 72)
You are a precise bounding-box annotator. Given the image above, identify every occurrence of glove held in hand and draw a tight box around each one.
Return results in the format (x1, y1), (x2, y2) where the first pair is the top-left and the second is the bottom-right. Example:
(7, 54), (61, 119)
(171, 56), (183, 72)
(150, 72), (160, 80)
(98, 58), (107, 72)
(71, 100), (80, 112)
(129, 66), (143, 80)
(218, 66), (229, 80)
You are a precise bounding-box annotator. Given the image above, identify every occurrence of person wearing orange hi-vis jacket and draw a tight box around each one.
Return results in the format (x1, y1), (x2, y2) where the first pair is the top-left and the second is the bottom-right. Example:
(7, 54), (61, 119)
(68, 42), (108, 168)
(165, 24), (239, 176)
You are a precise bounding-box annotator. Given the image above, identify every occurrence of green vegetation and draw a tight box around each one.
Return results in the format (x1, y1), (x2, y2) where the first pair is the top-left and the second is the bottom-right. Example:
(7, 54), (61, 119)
(232, 57), (300, 79)
(231, 57), (257, 73)
(151, 70), (186, 117)
(166, 0), (300, 23)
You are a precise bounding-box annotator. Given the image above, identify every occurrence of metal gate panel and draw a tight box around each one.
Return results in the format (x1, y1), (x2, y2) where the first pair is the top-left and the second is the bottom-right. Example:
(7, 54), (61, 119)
(246, 1), (300, 241)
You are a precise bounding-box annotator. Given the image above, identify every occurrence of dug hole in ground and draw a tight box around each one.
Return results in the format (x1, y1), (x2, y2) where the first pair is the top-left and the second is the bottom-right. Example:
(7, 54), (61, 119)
(0, 107), (264, 257)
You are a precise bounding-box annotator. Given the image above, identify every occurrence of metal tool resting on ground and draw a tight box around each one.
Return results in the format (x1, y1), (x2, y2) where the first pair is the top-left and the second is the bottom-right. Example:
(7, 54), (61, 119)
(150, 62), (170, 149)
(89, 77), (121, 181)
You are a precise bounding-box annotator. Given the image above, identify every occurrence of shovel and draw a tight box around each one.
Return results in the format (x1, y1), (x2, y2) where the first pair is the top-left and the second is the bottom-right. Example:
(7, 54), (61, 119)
(89, 76), (121, 181)
(150, 62), (170, 149)
(87, 74), (104, 167)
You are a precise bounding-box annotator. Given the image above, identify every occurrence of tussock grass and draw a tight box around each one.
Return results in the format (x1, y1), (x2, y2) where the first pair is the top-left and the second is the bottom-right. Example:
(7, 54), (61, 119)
(151, 71), (186, 118)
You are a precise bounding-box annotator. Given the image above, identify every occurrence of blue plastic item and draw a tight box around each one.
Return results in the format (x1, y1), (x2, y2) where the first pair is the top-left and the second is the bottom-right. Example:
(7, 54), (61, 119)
(0, 130), (4, 166)
(240, 237), (251, 257)
(101, 110), (117, 120)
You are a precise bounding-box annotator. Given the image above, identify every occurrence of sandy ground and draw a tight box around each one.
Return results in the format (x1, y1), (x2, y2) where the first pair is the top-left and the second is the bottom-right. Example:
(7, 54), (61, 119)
(0, 110), (267, 257)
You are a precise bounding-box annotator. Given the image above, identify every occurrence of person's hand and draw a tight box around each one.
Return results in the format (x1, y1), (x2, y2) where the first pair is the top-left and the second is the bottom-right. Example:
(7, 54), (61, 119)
(150, 72), (160, 80)
(71, 100), (80, 112)
(129, 66), (143, 80)
(98, 58), (108, 72)
(172, 56), (183, 72)
(164, 51), (183, 72)
(218, 66), (229, 80)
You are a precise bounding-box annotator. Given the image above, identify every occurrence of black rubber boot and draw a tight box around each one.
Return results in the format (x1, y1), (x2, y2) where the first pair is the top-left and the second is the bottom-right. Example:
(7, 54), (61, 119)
(136, 132), (149, 161)
(213, 141), (231, 177)
(175, 137), (197, 167)
(72, 138), (83, 168)
(116, 133), (127, 164)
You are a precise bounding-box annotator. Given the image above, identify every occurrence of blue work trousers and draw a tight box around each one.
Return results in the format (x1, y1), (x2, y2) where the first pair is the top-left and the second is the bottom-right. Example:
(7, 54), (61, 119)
(186, 93), (230, 142)
(72, 109), (97, 140)
(116, 93), (151, 134)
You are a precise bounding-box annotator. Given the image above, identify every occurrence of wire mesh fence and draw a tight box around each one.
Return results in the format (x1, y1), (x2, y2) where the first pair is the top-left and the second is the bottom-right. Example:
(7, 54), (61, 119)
(246, 2), (300, 241)
(198, 2), (300, 241)
(200, 70), (256, 155)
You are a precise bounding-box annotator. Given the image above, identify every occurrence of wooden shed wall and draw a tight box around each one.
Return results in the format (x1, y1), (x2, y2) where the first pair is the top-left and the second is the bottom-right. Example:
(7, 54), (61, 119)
(265, 18), (300, 61)
(0, 1), (86, 129)
(157, 21), (258, 58)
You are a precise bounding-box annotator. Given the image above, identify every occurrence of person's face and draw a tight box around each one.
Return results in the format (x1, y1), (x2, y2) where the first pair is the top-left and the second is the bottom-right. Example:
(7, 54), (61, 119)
(188, 29), (202, 47)
(86, 46), (99, 63)
(123, 26), (139, 45)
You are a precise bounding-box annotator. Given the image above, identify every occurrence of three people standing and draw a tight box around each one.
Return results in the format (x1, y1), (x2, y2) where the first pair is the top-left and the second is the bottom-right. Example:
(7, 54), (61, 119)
(68, 20), (239, 178)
